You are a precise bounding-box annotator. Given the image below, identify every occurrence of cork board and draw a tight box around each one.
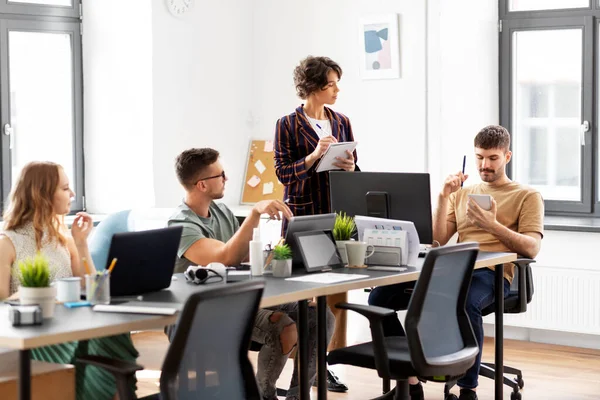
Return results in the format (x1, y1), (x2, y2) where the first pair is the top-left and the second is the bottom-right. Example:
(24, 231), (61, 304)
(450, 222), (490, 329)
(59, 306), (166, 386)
(240, 139), (284, 204)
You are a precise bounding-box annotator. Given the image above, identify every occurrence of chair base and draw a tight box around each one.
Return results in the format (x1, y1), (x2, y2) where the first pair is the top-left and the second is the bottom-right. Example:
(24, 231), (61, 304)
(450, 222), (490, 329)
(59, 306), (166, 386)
(444, 362), (524, 397)
(370, 381), (409, 400)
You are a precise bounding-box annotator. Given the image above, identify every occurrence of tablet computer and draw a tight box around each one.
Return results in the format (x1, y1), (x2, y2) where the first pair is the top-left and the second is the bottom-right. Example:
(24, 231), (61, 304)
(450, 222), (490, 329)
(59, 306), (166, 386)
(293, 230), (344, 273)
(285, 213), (336, 268)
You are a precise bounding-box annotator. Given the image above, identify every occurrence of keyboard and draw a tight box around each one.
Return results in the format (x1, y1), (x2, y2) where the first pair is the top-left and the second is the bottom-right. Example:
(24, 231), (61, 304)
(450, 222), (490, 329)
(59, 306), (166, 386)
(367, 266), (408, 272)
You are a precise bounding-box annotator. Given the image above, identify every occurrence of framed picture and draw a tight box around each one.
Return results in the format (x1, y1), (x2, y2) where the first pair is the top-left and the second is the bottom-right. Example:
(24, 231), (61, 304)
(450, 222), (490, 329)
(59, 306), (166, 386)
(358, 14), (400, 79)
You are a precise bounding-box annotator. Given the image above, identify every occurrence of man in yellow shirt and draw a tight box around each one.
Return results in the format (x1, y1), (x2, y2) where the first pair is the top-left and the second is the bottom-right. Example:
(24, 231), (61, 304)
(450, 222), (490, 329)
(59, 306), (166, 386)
(368, 125), (544, 400)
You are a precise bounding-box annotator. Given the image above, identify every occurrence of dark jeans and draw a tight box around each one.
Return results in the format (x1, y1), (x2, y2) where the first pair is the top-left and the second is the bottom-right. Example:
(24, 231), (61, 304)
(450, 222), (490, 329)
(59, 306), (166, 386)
(368, 268), (510, 389)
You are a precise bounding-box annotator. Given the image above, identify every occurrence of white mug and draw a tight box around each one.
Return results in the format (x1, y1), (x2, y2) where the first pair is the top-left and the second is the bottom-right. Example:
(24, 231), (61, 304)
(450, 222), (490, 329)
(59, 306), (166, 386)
(345, 241), (375, 268)
(56, 277), (82, 303)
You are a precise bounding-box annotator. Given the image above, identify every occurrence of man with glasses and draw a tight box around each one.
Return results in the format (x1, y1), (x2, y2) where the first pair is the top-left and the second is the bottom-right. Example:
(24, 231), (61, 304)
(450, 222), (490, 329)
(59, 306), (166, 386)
(168, 147), (334, 400)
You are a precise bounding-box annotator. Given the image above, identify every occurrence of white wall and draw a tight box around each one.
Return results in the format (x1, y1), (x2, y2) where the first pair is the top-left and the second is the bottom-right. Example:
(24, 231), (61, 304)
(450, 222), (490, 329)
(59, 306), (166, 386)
(82, 1), (154, 213)
(427, 0), (499, 196)
(152, 0), (254, 208)
(252, 0), (427, 174)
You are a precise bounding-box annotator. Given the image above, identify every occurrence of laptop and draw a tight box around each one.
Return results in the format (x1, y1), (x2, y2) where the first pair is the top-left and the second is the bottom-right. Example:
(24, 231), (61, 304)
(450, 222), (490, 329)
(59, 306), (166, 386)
(106, 226), (183, 296)
(284, 213), (336, 268)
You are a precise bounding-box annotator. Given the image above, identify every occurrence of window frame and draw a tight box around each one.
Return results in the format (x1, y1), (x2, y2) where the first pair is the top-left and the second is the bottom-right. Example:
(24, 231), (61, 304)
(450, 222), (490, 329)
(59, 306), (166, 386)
(0, 1), (83, 213)
(500, 1), (600, 216)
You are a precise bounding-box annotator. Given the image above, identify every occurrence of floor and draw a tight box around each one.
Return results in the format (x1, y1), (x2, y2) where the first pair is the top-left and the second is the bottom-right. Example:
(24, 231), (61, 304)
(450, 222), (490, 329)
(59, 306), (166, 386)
(132, 331), (600, 399)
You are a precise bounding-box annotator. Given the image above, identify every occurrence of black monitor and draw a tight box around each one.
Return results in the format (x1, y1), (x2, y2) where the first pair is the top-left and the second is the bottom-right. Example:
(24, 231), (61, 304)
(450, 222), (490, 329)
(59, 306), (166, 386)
(329, 171), (433, 245)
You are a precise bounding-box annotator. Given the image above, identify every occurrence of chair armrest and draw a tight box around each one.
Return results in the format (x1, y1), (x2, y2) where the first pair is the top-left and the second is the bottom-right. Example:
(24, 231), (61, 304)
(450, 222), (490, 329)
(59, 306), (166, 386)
(512, 258), (535, 312)
(335, 302), (395, 378)
(77, 355), (143, 376)
(334, 302), (396, 322)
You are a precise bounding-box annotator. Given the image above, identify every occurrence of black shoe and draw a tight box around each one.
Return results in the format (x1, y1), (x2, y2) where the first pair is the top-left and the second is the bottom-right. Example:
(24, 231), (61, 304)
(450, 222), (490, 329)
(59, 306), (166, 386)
(458, 388), (478, 400)
(409, 382), (424, 400)
(312, 369), (349, 392)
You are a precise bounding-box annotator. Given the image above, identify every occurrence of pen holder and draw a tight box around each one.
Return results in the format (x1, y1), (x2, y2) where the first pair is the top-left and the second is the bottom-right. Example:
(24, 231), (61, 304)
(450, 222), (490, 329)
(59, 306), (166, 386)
(86, 273), (110, 305)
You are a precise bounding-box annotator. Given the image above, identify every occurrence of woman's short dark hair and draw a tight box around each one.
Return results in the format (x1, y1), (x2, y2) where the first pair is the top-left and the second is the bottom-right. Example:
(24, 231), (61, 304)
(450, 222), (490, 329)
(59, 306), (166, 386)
(474, 125), (511, 152)
(293, 56), (342, 99)
(175, 148), (219, 189)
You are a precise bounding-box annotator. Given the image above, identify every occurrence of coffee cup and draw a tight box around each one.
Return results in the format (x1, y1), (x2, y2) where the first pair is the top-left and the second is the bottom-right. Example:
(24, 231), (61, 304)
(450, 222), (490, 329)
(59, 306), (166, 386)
(345, 241), (375, 268)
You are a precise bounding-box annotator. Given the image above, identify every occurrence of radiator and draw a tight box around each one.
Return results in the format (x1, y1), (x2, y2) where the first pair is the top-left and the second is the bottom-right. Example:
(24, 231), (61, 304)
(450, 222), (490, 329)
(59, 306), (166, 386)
(483, 266), (600, 335)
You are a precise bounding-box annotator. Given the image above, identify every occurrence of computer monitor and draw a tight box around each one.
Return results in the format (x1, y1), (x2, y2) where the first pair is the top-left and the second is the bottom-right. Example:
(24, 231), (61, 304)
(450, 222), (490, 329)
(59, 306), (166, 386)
(329, 171), (433, 245)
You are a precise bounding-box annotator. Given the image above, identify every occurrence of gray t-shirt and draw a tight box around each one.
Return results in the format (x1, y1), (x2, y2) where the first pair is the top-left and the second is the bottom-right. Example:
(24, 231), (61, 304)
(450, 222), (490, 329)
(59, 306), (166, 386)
(168, 201), (240, 273)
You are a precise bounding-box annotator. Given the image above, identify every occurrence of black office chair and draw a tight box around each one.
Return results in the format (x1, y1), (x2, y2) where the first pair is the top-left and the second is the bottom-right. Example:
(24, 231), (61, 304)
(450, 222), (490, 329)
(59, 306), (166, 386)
(327, 243), (481, 400)
(444, 258), (535, 400)
(78, 280), (265, 400)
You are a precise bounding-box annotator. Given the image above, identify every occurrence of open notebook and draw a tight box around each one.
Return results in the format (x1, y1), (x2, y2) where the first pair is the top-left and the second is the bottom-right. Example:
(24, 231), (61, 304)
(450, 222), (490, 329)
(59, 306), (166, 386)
(93, 301), (179, 315)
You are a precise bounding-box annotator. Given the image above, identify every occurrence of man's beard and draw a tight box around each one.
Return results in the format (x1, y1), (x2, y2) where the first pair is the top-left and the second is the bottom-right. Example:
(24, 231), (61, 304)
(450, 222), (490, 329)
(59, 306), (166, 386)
(210, 190), (225, 200)
(479, 168), (500, 183)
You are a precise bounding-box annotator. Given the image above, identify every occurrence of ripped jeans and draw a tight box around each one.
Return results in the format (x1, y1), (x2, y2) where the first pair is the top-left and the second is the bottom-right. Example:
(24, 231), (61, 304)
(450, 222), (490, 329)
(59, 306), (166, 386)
(253, 302), (335, 400)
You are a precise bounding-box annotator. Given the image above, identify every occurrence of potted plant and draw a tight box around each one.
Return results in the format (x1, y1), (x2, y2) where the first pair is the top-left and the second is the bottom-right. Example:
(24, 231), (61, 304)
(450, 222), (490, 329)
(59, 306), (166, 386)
(333, 212), (356, 265)
(272, 243), (293, 278)
(16, 253), (56, 318)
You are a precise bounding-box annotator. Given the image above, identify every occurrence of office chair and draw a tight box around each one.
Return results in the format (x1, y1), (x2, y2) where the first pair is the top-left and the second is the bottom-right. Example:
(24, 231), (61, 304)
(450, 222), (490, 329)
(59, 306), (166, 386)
(327, 243), (481, 400)
(78, 280), (265, 400)
(445, 258), (535, 400)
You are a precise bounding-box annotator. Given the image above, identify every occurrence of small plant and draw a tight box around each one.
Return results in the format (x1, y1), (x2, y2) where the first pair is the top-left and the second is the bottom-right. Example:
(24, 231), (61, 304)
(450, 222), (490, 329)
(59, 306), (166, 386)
(333, 212), (356, 241)
(272, 243), (292, 260)
(16, 252), (51, 288)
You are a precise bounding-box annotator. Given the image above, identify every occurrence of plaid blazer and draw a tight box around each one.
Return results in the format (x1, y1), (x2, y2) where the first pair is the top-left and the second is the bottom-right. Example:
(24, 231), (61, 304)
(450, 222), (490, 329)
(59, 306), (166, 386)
(274, 105), (359, 224)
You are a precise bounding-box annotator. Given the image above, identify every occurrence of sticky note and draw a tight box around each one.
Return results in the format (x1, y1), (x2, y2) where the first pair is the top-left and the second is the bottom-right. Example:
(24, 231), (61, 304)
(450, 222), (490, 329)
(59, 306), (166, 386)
(263, 182), (274, 195)
(264, 141), (274, 152)
(247, 175), (261, 188)
(255, 160), (266, 174)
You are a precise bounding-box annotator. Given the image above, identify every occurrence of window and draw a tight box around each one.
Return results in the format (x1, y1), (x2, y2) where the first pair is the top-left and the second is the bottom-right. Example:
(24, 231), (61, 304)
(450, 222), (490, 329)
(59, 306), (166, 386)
(500, 2), (598, 215)
(0, 1), (83, 211)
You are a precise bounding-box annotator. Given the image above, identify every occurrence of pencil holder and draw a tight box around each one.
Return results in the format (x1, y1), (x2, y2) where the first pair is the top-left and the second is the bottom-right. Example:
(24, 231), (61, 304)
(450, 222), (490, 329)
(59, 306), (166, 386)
(86, 273), (110, 305)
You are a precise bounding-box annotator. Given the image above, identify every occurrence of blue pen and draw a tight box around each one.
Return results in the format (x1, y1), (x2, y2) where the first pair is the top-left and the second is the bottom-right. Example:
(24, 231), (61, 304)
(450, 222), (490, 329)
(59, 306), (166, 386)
(461, 155), (466, 187)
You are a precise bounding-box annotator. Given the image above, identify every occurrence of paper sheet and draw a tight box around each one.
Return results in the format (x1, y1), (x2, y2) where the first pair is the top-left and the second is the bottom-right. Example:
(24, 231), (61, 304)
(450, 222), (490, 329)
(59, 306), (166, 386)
(262, 182), (274, 195)
(255, 159), (266, 174)
(355, 216), (420, 267)
(315, 142), (357, 173)
(285, 272), (368, 284)
(264, 141), (274, 152)
(247, 175), (261, 188)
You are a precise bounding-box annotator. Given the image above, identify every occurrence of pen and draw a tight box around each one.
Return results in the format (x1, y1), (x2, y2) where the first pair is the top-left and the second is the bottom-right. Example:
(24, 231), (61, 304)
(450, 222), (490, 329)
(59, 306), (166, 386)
(107, 258), (118, 274)
(461, 155), (466, 188)
(263, 238), (285, 270)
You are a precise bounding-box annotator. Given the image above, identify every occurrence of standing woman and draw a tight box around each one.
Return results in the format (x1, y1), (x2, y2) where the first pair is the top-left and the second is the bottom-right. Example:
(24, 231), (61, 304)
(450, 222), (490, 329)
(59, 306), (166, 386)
(0, 161), (139, 400)
(274, 56), (357, 392)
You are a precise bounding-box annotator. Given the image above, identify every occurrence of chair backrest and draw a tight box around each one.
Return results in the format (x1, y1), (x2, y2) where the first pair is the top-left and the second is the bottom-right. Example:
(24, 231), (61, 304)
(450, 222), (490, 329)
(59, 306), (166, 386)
(404, 243), (480, 379)
(89, 209), (132, 270)
(159, 281), (264, 400)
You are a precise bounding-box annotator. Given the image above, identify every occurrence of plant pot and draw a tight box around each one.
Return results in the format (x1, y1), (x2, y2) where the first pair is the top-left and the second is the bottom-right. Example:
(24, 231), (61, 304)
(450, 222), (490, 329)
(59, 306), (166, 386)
(272, 259), (292, 278)
(20, 286), (56, 318)
(336, 240), (353, 265)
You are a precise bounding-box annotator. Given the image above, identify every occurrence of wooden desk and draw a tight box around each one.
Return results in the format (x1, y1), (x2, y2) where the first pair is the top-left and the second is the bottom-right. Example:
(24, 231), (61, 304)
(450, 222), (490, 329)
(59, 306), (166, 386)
(0, 251), (515, 400)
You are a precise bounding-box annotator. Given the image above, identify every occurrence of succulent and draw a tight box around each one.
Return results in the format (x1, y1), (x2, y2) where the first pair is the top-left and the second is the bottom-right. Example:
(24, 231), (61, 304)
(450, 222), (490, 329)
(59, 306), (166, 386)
(272, 243), (293, 260)
(333, 212), (356, 241)
(16, 252), (51, 288)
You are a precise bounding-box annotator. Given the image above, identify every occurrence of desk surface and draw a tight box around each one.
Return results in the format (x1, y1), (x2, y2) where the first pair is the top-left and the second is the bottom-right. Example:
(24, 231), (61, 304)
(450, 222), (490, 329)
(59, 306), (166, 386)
(0, 251), (515, 350)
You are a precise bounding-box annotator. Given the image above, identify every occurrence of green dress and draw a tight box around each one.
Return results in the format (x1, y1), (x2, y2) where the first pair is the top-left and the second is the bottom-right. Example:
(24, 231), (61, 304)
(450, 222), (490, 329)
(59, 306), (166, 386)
(4, 224), (139, 400)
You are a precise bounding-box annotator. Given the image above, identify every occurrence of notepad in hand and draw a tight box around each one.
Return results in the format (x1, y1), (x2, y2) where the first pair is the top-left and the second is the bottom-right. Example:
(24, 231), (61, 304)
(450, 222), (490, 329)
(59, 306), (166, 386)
(93, 302), (178, 315)
(315, 141), (357, 173)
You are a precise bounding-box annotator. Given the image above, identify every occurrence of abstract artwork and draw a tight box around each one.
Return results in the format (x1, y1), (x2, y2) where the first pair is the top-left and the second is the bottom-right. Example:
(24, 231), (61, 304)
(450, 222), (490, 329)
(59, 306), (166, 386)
(359, 14), (400, 79)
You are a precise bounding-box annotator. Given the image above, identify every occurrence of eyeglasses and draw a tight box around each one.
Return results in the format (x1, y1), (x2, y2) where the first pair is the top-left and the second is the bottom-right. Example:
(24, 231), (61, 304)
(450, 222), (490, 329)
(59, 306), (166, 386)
(196, 170), (226, 184)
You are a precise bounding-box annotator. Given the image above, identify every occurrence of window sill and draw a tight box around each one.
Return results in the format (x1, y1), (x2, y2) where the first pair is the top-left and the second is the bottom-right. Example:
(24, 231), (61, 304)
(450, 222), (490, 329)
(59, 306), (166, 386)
(544, 216), (600, 233)
(64, 213), (107, 228)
